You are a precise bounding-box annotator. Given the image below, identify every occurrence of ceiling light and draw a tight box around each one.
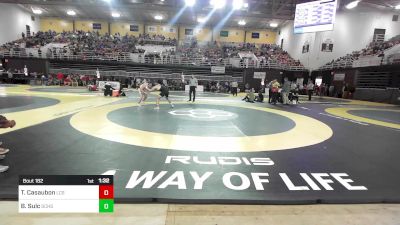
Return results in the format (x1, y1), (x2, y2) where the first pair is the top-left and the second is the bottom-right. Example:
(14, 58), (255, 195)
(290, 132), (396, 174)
(197, 17), (206, 23)
(102, 0), (111, 2)
(233, 0), (244, 9)
(238, 20), (246, 25)
(244, 2), (248, 8)
(32, 8), (42, 14)
(270, 23), (278, 27)
(345, 0), (360, 9)
(395, 4), (400, 9)
(111, 12), (120, 18)
(210, 0), (226, 9)
(154, 15), (163, 20)
(185, 0), (196, 7)
(67, 10), (76, 16)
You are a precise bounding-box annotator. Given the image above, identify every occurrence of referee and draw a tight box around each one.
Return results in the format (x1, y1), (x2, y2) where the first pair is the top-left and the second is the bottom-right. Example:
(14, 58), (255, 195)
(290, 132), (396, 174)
(188, 75), (198, 102)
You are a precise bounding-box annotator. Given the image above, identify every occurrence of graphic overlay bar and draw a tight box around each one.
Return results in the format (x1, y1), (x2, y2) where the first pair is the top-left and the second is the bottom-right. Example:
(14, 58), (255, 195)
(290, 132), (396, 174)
(19, 175), (114, 213)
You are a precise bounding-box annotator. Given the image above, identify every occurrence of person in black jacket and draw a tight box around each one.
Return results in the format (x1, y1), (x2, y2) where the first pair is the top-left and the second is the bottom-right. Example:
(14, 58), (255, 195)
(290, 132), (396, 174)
(104, 82), (114, 96)
(255, 89), (264, 102)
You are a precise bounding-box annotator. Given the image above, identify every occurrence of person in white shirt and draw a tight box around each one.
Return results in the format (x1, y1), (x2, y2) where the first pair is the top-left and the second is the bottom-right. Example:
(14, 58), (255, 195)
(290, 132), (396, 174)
(188, 75), (198, 102)
(231, 81), (238, 96)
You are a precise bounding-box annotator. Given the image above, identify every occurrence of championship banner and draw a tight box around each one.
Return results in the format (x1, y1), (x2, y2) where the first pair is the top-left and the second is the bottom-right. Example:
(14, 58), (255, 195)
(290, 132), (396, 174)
(211, 66), (225, 74)
(254, 72), (266, 79)
(321, 39), (334, 52)
(98, 81), (120, 90)
(333, 73), (345, 81)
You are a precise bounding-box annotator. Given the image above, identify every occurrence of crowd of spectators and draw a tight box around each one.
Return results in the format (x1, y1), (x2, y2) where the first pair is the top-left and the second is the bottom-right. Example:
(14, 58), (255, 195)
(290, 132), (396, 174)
(0, 30), (176, 56)
(0, 30), (304, 68)
(321, 34), (400, 68)
(360, 35), (400, 57)
(222, 42), (303, 67)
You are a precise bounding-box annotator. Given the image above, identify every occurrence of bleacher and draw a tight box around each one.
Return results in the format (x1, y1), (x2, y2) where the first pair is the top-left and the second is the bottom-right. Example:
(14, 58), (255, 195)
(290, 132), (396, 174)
(0, 30), (307, 71)
(48, 60), (244, 83)
(319, 35), (400, 70)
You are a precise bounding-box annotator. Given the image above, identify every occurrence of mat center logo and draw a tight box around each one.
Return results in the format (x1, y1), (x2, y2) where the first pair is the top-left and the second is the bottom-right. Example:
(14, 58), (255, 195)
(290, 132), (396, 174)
(168, 108), (236, 121)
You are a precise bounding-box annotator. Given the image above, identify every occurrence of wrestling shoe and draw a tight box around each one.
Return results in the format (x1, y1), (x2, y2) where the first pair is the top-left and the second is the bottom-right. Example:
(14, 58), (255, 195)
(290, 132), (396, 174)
(0, 148), (9, 155)
(0, 165), (9, 173)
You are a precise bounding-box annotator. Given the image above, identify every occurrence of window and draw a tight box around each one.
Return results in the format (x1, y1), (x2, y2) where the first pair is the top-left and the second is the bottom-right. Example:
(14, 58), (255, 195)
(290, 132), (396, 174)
(162, 26), (176, 33)
(185, 29), (193, 35)
(93, 23), (102, 30)
(130, 25), (139, 32)
(220, 31), (229, 37)
(251, 32), (260, 39)
(147, 26), (157, 32)
(26, 25), (31, 37)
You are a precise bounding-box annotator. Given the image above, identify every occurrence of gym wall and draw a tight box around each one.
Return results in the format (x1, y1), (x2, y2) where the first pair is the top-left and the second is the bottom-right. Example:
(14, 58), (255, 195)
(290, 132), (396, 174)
(0, 3), (40, 45)
(277, 4), (400, 70)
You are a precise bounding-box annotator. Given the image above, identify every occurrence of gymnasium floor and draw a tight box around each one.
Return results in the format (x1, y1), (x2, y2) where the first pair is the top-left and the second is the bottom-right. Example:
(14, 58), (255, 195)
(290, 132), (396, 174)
(0, 84), (399, 204)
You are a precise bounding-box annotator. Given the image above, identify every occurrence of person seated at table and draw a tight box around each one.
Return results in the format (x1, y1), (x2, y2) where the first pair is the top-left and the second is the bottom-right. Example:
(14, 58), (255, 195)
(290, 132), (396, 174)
(63, 75), (72, 86)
